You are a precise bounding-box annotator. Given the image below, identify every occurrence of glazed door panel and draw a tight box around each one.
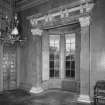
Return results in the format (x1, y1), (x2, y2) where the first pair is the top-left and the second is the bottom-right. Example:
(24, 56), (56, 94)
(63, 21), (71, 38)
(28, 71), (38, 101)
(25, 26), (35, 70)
(2, 45), (17, 90)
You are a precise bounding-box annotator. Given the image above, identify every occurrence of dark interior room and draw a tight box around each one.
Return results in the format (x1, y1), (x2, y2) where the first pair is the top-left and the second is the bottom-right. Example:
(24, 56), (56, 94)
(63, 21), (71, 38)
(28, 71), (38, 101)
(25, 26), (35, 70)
(0, 0), (105, 105)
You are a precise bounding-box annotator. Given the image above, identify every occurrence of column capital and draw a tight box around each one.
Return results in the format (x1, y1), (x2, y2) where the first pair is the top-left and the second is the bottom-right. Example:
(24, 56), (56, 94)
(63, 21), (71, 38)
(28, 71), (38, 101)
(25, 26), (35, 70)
(31, 28), (43, 36)
(79, 16), (90, 27)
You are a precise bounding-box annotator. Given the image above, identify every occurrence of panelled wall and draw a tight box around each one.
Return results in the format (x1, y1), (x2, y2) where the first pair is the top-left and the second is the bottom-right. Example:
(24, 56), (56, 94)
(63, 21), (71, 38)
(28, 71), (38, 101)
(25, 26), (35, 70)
(0, 0), (21, 91)
(3, 44), (17, 90)
(0, 43), (21, 91)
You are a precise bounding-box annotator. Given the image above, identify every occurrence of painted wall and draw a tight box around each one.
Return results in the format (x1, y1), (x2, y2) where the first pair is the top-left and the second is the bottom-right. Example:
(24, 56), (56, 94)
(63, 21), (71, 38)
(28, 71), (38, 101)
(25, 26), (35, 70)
(90, 0), (105, 97)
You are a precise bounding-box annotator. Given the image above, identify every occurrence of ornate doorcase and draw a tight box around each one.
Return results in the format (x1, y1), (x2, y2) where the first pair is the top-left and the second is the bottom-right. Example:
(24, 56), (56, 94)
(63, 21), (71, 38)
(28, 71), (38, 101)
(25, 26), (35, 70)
(27, 0), (94, 31)
(27, 0), (94, 103)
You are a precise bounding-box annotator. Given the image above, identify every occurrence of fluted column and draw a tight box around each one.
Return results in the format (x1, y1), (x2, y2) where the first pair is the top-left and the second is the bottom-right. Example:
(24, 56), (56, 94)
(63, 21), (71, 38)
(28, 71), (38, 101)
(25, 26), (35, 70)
(77, 16), (91, 103)
(30, 28), (43, 94)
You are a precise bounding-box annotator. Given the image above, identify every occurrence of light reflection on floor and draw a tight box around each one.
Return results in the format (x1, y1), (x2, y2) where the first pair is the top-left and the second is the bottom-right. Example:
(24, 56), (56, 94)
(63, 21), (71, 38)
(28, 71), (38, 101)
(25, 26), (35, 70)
(0, 89), (83, 105)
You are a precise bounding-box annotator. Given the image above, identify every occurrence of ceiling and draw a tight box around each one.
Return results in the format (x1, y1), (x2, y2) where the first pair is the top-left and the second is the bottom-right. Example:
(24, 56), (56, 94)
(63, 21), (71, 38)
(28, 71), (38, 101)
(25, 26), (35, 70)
(2, 0), (94, 12)
(15, 0), (49, 11)
(1, 0), (48, 11)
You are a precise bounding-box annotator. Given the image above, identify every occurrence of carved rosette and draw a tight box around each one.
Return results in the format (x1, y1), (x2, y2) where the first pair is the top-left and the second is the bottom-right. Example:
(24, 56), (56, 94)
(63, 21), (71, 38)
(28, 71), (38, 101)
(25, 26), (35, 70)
(79, 16), (90, 27)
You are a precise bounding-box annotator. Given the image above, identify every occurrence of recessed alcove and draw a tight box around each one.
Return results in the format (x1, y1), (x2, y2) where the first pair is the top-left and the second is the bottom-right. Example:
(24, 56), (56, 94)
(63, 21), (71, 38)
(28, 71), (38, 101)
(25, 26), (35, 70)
(41, 23), (81, 93)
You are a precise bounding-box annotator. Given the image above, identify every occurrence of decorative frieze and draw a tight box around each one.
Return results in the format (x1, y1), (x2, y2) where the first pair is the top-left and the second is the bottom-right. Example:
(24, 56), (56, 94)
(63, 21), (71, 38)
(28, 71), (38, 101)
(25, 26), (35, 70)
(29, 6), (80, 27)
(27, 2), (94, 28)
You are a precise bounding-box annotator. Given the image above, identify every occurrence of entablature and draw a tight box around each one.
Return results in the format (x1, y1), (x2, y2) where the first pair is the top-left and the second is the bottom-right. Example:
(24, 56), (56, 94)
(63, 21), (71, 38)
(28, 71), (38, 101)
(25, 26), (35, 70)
(27, 0), (94, 29)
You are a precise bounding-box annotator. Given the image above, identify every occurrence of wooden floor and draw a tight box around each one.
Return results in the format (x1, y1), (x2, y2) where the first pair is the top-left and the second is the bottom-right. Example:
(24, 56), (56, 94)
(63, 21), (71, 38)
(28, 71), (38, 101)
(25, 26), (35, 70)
(0, 89), (92, 105)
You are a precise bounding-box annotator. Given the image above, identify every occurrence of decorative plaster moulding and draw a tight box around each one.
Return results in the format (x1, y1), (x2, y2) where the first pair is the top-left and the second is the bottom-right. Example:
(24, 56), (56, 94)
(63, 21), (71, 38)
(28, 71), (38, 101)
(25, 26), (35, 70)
(31, 28), (43, 36)
(27, 2), (94, 28)
(79, 16), (90, 27)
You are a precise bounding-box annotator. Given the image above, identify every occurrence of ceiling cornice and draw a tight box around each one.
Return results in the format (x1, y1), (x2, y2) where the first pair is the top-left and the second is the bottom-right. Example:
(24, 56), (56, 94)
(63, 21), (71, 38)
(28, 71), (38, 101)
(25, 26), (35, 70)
(16, 0), (49, 12)
(27, 0), (93, 19)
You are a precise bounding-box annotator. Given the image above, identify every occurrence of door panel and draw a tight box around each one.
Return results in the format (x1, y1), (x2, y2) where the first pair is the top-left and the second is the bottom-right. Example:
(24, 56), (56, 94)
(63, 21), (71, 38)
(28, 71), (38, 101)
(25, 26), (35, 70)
(2, 45), (17, 90)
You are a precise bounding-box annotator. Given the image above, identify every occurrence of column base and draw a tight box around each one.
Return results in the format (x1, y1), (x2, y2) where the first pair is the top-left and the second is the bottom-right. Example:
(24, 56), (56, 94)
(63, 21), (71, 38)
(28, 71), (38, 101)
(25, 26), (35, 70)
(77, 94), (91, 103)
(30, 86), (44, 94)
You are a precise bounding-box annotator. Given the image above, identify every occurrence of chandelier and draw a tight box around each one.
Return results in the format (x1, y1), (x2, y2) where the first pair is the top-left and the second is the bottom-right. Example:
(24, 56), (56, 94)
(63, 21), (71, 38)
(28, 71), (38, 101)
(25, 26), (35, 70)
(0, 0), (23, 44)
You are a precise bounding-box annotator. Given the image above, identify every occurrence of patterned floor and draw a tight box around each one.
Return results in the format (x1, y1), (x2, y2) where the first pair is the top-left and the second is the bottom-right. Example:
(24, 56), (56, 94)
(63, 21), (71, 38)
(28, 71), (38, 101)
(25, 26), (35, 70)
(0, 89), (89, 105)
(30, 89), (77, 105)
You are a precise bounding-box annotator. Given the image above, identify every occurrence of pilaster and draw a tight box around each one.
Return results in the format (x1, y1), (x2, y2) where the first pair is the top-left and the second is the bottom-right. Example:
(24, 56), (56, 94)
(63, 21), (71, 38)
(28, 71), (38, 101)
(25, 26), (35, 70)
(42, 30), (49, 81)
(77, 16), (91, 103)
(0, 44), (3, 91)
(30, 28), (43, 94)
(60, 34), (65, 79)
(16, 47), (21, 88)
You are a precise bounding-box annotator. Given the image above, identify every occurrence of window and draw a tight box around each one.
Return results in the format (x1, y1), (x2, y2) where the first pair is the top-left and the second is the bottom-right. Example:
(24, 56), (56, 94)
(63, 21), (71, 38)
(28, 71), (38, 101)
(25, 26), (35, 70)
(49, 33), (76, 79)
(65, 34), (75, 78)
(49, 35), (60, 78)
